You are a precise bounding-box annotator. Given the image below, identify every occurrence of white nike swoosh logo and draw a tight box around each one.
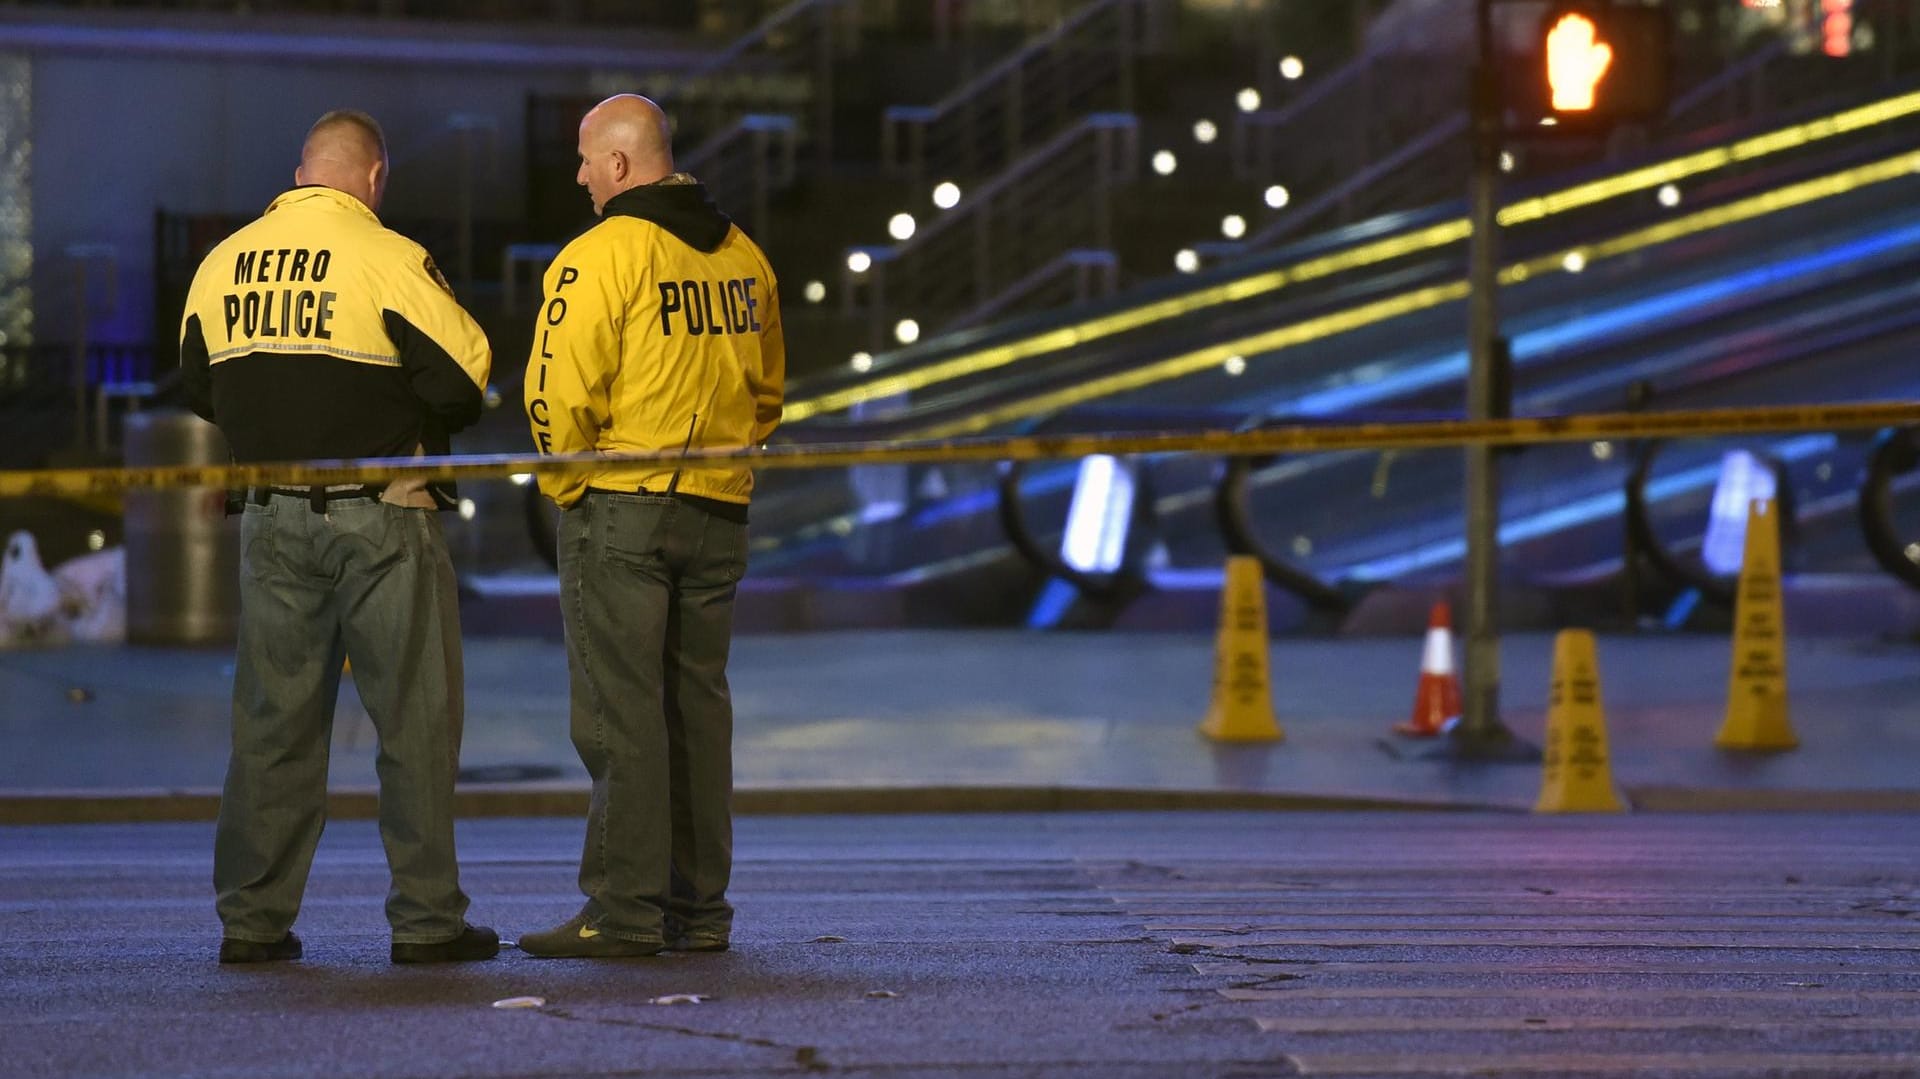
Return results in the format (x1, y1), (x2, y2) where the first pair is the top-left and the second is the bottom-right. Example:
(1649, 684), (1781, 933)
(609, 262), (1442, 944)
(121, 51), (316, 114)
(578, 926), (600, 940)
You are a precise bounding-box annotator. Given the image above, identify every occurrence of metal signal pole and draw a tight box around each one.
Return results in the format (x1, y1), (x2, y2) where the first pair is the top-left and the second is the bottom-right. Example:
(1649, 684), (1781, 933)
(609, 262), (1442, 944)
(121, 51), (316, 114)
(1449, 0), (1532, 761)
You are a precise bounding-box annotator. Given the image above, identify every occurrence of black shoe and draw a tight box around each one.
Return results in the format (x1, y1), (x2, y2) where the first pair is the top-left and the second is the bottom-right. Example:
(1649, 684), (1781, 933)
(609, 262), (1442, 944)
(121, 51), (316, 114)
(668, 931), (730, 953)
(518, 915), (664, 959)
(219, 932), (302, 965)
(391, 923), (500, 964)
(664, 914), (731, 953)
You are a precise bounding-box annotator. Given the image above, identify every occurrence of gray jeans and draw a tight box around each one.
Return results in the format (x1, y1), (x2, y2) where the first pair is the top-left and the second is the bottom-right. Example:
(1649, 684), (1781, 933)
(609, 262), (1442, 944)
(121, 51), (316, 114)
(558, 491), (746, 943)
(214, 494), (470, 945)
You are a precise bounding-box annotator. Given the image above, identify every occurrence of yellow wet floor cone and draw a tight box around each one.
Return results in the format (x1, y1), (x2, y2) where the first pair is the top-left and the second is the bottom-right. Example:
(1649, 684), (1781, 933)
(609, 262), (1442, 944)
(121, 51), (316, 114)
(1716, 498), (1797, 751)
(1534, 629), (1624, 814)
(1197, 555), (1283, 743)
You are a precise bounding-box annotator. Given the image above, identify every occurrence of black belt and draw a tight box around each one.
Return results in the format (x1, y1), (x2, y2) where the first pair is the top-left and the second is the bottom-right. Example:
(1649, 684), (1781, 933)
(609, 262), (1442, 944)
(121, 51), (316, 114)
(248, 485), (385, 513)
(584, 486), (749, 524)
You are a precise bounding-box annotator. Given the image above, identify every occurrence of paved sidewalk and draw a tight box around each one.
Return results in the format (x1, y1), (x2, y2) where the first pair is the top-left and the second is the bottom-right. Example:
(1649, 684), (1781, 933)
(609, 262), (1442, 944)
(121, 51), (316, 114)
(2, 630), (1917, 820)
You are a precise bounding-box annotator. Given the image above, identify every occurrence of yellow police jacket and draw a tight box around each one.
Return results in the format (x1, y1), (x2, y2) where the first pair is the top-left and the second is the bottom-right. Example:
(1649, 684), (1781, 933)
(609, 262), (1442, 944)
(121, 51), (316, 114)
(178, 186), (492, 506)
(525, 178), (784, 509)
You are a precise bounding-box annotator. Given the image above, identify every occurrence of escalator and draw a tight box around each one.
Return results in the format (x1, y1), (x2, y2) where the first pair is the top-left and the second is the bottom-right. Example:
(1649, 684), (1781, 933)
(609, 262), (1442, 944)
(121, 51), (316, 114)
(756, 205), (1919, 583)
(720, 96), (1920, 616)
(772, 84), (1920, 437)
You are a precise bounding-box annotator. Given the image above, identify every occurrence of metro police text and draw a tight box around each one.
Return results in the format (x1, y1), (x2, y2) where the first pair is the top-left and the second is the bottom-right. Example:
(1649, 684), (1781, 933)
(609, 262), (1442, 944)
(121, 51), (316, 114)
(222, 247), (338, 341)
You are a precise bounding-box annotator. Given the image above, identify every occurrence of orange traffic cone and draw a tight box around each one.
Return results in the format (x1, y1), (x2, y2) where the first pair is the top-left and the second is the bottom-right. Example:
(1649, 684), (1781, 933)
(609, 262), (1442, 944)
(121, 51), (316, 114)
(1396, 601), (1461, 737)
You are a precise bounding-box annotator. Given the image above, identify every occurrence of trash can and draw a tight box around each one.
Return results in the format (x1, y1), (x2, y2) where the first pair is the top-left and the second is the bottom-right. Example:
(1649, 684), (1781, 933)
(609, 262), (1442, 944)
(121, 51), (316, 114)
(123, 409), (238, 644)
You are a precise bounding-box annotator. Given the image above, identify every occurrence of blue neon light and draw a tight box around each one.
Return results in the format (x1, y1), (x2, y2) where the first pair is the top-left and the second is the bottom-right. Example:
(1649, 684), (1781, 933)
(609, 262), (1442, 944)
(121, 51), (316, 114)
(1264, 219), (1920, 417)
(1335, 434), (1837, 580)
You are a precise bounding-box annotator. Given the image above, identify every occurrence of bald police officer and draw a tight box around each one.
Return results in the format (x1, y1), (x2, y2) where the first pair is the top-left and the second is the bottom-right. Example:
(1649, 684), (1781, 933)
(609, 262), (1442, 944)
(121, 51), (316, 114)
(179, 110), (498, 965)
(520, 94), (784, 958)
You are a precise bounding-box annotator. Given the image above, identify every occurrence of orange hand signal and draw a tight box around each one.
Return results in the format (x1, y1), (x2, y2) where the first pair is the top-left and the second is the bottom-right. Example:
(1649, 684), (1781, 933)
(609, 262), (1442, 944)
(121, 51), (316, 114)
(1547, 13), (1614, 112)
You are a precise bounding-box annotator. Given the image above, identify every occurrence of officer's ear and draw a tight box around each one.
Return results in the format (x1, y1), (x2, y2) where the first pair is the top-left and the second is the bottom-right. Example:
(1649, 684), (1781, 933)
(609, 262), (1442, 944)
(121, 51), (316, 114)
(609, 150), (630, 185)
(367, 158), (389, 212)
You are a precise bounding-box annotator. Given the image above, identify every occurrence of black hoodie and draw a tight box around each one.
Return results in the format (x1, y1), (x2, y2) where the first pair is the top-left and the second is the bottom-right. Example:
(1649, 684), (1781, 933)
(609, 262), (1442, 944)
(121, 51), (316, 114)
(602, 179), (734, 253)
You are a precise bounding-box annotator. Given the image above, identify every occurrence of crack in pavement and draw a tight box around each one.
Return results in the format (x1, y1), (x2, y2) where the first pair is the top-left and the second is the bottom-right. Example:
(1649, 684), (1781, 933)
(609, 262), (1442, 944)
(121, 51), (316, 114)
(1226, 973), (1309, 989)
(1047, 935), (1159, 946)
(1146, 1001), (1217, 1023)
(531, 1006), (831, 1072)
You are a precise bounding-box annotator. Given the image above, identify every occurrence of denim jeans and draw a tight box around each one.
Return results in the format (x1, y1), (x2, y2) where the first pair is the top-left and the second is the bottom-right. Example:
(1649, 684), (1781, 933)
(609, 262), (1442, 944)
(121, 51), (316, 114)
(213, 494), (470, 945)
(557, 492), (746, 943)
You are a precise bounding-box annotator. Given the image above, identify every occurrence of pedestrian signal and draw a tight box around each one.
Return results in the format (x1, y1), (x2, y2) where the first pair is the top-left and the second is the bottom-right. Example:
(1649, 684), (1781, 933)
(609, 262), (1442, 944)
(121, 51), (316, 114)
(1824, 0), (1855, 58)
(1539, 4), (1670, 127)
(1547, 13), (1612, 111)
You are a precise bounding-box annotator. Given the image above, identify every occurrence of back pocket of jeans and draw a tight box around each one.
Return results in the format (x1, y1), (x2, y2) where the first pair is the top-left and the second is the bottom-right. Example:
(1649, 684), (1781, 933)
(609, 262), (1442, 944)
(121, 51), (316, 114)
(603, 497), (675, 567)
(239, 503), (277, 580)
(328, 501), (408, 573)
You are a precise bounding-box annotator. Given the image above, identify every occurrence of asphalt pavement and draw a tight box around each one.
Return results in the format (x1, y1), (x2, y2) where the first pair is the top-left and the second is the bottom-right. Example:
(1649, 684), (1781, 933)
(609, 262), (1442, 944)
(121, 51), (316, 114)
(3, 812), (1918, 1078)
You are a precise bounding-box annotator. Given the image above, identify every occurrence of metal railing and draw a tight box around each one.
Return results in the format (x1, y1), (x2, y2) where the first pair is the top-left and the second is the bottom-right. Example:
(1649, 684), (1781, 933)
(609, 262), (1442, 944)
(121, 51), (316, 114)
(1197, 114), (1469, 262)
(1224, 0), (1460, 185)
(22, 0), (1092, 32)
(0, 342), (158, 463)
(530, 0), (855, 179)
(842, 113), (1138, 347)
(656, 0), (855, 172)
(13, 0), (779, 28)
(948, 248), (1118, 331)
(1663, 16), (1920, 136)
(1199, 6), (1920, 268)
(880, 0), (1149, 188)
(926, 0), (1094, 45)
(680, 113), (800, 242)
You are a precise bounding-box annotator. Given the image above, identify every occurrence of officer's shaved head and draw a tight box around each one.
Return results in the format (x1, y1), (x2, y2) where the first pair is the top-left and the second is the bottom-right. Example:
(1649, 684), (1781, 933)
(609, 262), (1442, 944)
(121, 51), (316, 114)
(576, 94), (675, 216)
(296, 109), (390, 213)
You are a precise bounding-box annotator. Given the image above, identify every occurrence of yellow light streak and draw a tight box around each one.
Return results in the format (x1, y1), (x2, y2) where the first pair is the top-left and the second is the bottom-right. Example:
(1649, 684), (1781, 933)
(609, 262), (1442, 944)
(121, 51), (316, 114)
(786, 89), (1920, 423)
(908, 150), (1920, 439)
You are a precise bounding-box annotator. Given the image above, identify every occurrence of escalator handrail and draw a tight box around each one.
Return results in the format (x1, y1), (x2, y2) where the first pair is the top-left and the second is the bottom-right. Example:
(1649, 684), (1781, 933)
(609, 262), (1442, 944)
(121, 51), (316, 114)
(1625, 439), (1800, 605)
(991, 411), (1168, 601)
(995, 460), (1141, 602)
(1211, 409), (1368, 614)
(1859, 425), (1920, 592)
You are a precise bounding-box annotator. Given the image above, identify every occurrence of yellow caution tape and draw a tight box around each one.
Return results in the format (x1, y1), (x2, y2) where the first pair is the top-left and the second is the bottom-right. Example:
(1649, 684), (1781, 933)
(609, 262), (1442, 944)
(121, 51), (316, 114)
(3, 402), (1914, 497)
(788, 88), (1920, 422)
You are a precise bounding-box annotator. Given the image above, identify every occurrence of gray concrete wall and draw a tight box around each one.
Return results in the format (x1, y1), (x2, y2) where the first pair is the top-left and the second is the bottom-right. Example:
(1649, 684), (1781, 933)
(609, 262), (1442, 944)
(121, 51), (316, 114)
(11, 11), (698, 348)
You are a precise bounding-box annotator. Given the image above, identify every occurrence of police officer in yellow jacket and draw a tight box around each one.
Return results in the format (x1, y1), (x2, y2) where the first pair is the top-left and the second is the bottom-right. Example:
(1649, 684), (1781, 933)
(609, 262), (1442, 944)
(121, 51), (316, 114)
(179, 110), (498, 965)
(519, 94), (783, 958)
